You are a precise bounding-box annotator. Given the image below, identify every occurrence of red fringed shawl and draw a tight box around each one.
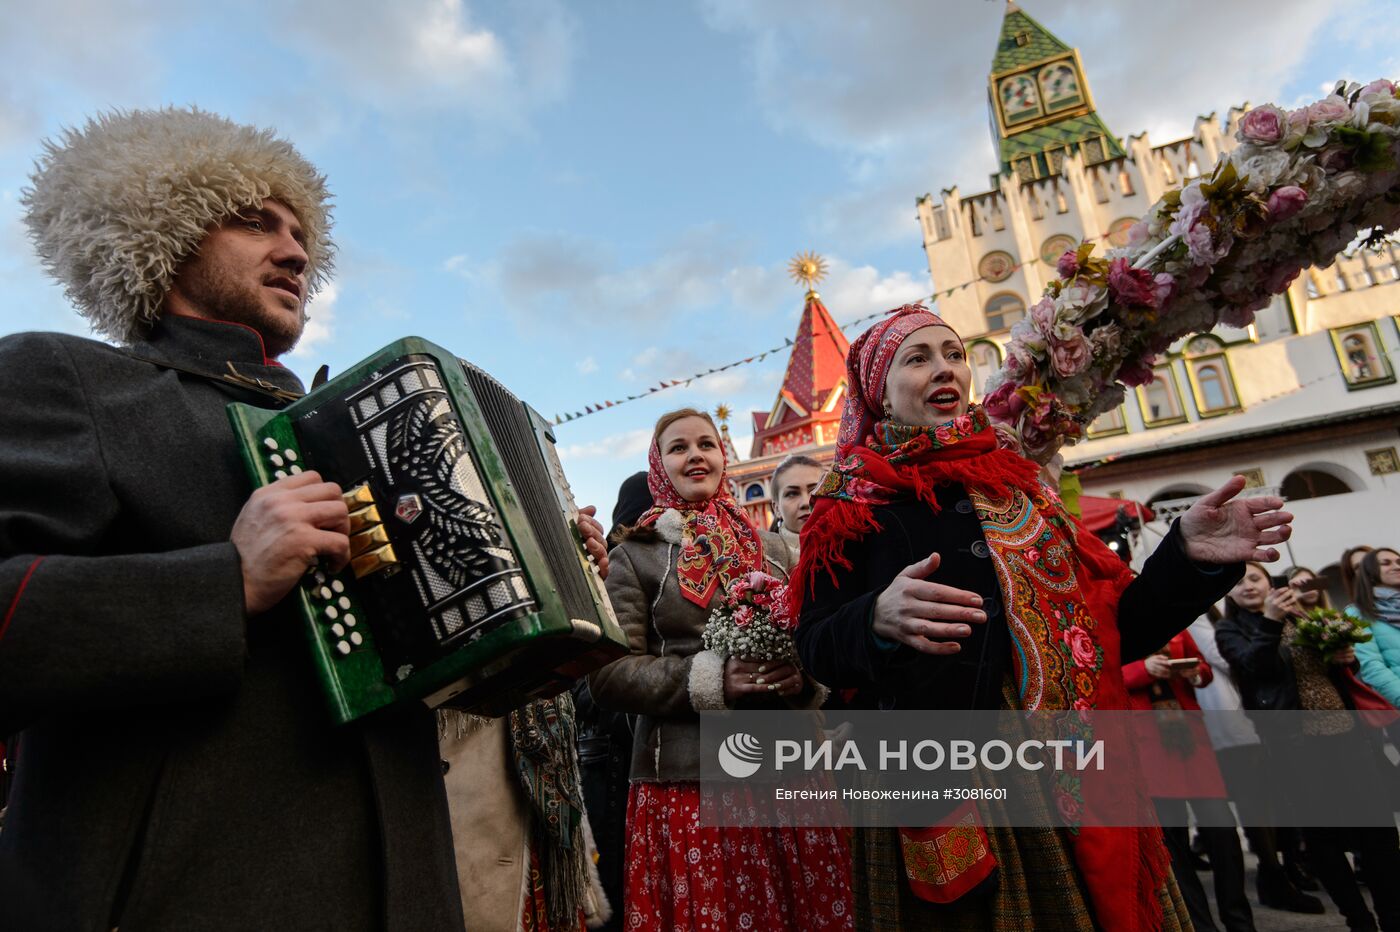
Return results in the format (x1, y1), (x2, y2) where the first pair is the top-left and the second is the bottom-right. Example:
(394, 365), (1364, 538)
(794, 406), (1171, 932)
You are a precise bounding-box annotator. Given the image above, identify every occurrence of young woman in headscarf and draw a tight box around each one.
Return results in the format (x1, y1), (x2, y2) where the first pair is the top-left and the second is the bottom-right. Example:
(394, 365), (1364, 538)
(792, 306), (1293, 931)
(588, 407), (853, 931)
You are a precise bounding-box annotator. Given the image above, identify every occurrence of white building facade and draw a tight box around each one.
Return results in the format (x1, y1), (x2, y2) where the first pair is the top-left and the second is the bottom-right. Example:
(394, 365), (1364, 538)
(917, 4), (1400, 597)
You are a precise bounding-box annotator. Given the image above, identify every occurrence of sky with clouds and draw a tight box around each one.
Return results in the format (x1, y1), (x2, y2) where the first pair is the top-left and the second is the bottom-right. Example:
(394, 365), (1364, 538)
(1, 0), (1397, 521)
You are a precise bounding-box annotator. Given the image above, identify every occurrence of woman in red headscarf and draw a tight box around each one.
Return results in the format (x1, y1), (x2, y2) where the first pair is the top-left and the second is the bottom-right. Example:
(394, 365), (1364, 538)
(792, 307), (1294, 931)
(589, 407), (853, 931)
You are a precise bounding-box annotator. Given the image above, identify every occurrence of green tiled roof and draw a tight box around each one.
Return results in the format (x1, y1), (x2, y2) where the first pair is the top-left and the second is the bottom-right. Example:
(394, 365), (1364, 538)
(992, 6), (1069, 75)
(1000, 113), (1125, 172)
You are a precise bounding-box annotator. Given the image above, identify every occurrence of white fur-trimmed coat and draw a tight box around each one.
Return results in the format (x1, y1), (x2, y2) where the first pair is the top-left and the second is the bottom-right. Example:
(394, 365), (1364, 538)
(588, 511), (826, 782)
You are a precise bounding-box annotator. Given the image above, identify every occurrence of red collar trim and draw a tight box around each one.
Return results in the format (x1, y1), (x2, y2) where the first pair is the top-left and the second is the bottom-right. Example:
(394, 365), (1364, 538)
(164, 312), (279, 366)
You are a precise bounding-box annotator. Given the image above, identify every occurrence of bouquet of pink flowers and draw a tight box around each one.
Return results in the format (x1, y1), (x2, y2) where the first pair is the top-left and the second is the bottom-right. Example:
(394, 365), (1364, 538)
(1292, 606), (1372, 662)
(701, 571), (799, 664)
(986, 78), (1400, 461)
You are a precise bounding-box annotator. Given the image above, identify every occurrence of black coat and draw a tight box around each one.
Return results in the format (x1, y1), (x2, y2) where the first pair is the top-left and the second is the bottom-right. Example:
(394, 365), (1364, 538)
(1214, 605), (1300, 712)
(796, 483), (1243, 711)
(0, 318), (464, 932)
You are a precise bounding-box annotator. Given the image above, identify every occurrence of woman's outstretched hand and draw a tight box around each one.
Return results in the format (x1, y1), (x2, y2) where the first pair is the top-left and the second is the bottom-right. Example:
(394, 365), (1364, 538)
(1179, 475), (1293, 565)
(871, 552), (987, 655)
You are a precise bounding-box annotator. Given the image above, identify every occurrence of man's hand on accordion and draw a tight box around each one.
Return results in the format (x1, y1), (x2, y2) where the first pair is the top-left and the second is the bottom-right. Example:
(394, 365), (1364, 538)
(231, 471), (352, 616)
(578, 505), (610, 580)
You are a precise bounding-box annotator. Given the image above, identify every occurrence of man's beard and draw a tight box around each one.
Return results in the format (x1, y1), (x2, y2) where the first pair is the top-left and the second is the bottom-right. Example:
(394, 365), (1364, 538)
(181, 261), (304, 359)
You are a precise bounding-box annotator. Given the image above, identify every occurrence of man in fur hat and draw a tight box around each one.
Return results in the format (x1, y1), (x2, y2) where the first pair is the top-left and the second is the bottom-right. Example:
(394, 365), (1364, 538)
(0, 108), (466, 930)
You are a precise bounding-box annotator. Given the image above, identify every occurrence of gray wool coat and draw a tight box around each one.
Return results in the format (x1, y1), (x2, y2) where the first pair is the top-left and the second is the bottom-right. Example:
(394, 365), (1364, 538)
(588, 512), (825, 783)
(0, 317), (464, 932)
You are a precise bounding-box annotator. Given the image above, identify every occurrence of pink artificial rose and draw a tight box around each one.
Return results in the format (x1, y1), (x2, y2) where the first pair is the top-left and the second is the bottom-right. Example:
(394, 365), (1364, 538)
(1362, 79), (1397, 97)
(1063, 626), (1098, 669)
(1029, 295), (1056, 335)
(1240, 104), (1287, 144)
(1127, 219), (1151, 247)
(982, 381), (1026, 421)
(1056, 249), (1080, 279)
(1107, 258), (1158, 307)
(746, 571), (773, 593)
(1267, 185), (1308, 223)
(1307, 96), (1351, 124)
(1050, 334), (1093, 378)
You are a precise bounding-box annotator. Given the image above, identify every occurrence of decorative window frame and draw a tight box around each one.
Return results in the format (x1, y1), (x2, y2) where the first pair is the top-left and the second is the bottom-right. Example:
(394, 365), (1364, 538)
(1085, 404), (1128, 438)
(983, 291), (1027, 334)
(1135, 363), (1189, 428)
(967, 339), (1005, 401)
(1329, 319), (1396, 390)
(1181, 339), (1243, 417)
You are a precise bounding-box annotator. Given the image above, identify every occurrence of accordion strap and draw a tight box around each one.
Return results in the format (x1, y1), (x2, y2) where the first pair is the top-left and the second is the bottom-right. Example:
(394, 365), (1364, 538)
(122, 349), (304, 404)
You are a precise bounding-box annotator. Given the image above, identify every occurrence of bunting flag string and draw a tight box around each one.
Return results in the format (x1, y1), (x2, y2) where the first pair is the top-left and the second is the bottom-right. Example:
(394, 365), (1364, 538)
(548, 226), (1399, 427)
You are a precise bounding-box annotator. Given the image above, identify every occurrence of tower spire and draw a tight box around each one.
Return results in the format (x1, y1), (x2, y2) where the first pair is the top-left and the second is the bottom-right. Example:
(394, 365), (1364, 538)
(988, 3), (1124, 181)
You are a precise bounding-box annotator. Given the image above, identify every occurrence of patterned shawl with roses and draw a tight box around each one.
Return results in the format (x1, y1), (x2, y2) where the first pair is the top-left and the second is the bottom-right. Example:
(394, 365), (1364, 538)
(793, 307), (1170, 932)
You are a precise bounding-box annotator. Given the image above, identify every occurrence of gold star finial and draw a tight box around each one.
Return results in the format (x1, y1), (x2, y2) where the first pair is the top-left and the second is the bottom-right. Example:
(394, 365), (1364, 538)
(787, 251), (828, 299)
(714, 403), (732, 426)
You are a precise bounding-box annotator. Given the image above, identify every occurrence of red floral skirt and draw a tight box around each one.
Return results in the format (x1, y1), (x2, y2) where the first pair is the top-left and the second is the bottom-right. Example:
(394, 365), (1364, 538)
(623, 781), (854, 931)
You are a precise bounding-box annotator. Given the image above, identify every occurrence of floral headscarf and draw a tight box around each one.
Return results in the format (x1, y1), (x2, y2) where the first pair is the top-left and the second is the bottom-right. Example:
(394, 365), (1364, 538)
(634, 419), (763, 608)
(835, 304), (960, 457)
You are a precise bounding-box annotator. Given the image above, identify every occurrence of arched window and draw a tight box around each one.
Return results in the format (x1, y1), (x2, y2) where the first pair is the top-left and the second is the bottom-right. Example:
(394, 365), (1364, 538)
(1087, 406), (1126, 437)
(1137, 365), (1186, 425)
(745, 483), (766, 502)
(967, 341), (1003, 398)
(1280, 470), (1351, 501)
(984, 293), (1026, 332)
(1183, 336), (1241, 415)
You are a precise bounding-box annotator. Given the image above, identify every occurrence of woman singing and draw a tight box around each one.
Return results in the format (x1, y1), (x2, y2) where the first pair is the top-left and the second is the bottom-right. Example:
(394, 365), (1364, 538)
(793, 306), (1292, 931)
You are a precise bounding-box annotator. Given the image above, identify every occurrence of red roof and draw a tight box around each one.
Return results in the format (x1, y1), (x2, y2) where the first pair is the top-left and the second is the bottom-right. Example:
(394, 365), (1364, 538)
(779, 295), (849, 412)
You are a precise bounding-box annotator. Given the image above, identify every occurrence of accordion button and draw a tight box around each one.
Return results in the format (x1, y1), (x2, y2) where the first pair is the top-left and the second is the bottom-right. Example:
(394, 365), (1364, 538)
(263, 437), (278, 450)
(331, 580), (345, 594)
(274, 470), (288, 480)
(326, 605), (339, 620)
(344, 614), (357, 628)
(284, 449), (298, 462)
(289, 465), (303, 475)
(338, 597), (351, 610)
(269, 454), (285, 468)
(335, 640), (351, 656)
(318, 586), (333, 601)
(350, 632), (364, 646)
(314, 572), (327, 585)
(330, 623), (345, 637)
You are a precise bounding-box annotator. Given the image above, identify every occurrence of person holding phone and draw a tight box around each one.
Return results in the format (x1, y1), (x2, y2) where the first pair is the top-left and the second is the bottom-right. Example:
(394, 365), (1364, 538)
(1125, 633), (1255, 932)
(1218, 563), (1400, 931)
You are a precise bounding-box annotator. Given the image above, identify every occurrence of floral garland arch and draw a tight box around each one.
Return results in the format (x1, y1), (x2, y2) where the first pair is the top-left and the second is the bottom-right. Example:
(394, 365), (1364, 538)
(984, 79), (1400, 462)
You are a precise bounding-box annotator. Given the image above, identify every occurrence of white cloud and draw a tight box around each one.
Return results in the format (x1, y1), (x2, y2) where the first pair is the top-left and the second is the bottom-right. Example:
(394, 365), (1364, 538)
(556, 427), (653, 462)
(576, 355), (598, 375)
(701, 0), (1351, 248)
(284, 0), (577, 127)
(292, 282), (339, 358)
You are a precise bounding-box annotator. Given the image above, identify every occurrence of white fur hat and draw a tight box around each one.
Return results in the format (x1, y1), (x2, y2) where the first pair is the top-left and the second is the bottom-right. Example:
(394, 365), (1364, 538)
(22, 106), (335, 343)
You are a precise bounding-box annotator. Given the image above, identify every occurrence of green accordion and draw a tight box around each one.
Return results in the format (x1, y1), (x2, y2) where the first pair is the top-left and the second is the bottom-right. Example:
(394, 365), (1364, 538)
(227, 337), (627, 724)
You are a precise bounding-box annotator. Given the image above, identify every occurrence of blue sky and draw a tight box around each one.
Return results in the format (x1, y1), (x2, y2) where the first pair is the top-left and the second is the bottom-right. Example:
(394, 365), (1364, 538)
(2, 0), (1397, 522)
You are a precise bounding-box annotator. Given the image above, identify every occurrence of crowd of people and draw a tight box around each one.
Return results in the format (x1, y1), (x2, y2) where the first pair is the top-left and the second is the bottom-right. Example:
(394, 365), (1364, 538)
(1, 107), (1397, 932)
